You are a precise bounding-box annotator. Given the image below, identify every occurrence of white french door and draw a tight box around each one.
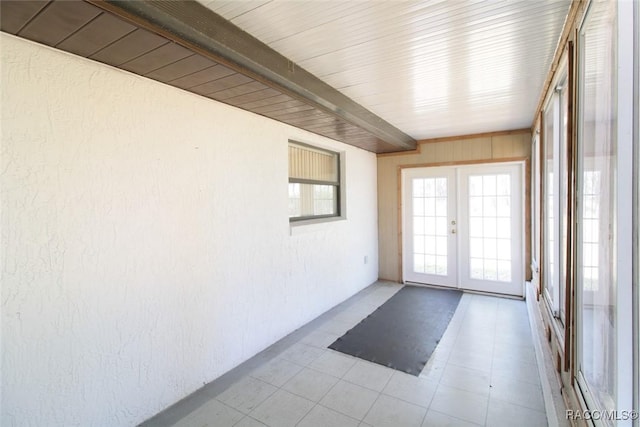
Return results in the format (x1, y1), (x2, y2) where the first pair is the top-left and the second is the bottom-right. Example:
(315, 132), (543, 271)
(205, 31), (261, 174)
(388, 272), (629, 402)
(402, 163), (524, 297)
(402, 167), (458, 287)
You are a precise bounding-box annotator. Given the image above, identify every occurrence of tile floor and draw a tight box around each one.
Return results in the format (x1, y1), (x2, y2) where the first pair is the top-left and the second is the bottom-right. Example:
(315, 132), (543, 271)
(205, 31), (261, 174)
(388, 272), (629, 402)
(147, 281), (547, 427)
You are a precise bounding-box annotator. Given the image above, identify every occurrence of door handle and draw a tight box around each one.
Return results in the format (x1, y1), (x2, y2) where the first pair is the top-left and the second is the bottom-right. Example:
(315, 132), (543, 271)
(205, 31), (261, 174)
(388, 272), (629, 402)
(451, 229), (456, 234)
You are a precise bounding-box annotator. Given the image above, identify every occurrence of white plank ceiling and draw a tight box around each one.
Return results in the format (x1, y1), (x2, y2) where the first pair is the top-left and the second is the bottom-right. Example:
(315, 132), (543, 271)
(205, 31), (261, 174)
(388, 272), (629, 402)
(198, 0), (571, 141)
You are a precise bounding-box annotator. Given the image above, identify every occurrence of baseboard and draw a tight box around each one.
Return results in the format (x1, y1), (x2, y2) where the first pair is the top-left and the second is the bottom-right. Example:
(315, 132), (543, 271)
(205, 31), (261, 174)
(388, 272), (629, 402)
(526, 281), (570, 427)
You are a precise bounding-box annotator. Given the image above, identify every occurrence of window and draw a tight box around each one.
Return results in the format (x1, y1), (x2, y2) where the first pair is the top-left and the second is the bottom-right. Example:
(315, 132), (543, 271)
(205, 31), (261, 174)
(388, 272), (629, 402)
(542, 62), (569, 324)
(532, 132), (541, 289)
(576, 0), (619, 421)
(288, 141), (341, 221)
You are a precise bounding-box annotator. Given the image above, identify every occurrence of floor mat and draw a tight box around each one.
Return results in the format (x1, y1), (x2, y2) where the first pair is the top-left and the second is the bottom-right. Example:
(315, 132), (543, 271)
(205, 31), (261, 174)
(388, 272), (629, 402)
(329, 285), (462, 376)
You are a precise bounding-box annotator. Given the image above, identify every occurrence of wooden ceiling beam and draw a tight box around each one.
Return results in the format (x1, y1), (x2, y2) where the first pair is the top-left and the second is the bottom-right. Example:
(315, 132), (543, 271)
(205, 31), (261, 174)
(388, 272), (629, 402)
(88, 0), (417, 151)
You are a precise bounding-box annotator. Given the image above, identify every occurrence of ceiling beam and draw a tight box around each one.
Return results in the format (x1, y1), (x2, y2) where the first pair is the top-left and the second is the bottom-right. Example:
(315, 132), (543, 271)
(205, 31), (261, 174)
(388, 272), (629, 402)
(88, 0), (417, 151)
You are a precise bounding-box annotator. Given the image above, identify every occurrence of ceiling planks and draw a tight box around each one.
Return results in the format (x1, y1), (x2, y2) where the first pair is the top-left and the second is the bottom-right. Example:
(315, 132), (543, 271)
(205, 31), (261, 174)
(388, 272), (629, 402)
(57, 12), (136, 57)
(89, 28), (168, 65)
(145, 54), (217, 83)
(0, 1), (49, 34)
(20, 1), (101, 46)
(88, 0), (415, 151)
(0, 0), (413, 153)
(1, 0), (571, 151)
(205, 0), (571, 140)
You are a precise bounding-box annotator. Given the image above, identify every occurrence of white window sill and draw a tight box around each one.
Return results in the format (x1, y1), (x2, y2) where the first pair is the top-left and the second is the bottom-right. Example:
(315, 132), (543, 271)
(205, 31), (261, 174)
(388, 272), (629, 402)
(289, 216), (345, 235)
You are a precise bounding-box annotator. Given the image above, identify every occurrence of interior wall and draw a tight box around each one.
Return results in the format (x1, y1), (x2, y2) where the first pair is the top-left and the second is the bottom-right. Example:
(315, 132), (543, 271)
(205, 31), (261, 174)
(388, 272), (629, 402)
(0, 34), (379, 427)
(377, 131), (531, 282)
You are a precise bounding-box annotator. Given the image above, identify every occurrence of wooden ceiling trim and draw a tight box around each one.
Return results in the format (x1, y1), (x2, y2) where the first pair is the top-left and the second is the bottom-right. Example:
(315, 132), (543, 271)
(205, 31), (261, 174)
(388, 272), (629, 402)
(209, 81), (270, 101)
(0, 1), (49, 34)
(316, 128), (371, 140)
(269, 108), (331, 122)
(145, 54), (217, 82)
(376, 128), (531, 157)
(19, 1), (101, 46)
(120, 42), (192, 75)
(262, 106), (321, 120)
(277, 114), (336, 128)
(330, 135), (374, 144)
(531, 0), (585, 133)
(416, 128), (531, 145)
(233, 94), (293, 110)
(301, 119), (348, 131)
(90, 28), (168, 66)
(189, 73), (247, 96)
(86, 0), (417, 152)
(250, 101), (312, 115)
(168, 64), (234, 89)
(57, 11), (136, 57)
(221, 88), (279, 106)
(0, 0), (415, 153)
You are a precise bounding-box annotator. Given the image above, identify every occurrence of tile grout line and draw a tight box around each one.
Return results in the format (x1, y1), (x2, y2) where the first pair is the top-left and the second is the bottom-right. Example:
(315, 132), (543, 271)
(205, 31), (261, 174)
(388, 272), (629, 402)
(163, 286), (546, 427)
(484, 296), (502, 427)
(421, 292), (474, 426)
(272, 348), (337, 426)
(427, 408), (485, 427)
(358, 366), (397, 424)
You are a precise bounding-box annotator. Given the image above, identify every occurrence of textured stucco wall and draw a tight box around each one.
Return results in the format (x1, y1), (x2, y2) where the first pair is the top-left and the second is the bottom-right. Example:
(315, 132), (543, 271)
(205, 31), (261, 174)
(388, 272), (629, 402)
(377, 132), (531, 282)
(0, 34), (379, 427)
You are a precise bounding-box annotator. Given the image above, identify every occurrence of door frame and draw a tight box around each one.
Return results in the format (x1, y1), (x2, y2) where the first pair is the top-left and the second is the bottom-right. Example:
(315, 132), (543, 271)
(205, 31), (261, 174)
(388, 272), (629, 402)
(399, 158), (529, 297)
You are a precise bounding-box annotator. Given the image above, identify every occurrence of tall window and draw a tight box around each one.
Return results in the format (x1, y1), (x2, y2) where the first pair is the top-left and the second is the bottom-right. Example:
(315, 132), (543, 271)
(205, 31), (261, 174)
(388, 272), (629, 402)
(543, 100), (557, 312)
(288, 141), (341, 221)
(543, 67), (569, 323)
(577, 0), (617, 420)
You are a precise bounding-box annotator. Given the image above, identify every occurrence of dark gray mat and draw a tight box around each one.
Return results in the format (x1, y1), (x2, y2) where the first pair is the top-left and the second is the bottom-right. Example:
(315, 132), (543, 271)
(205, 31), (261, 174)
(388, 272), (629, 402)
(329, 285), (462, 376)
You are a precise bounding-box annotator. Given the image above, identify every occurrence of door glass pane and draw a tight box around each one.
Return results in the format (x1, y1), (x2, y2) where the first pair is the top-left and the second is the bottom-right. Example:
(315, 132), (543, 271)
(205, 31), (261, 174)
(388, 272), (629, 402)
(413, 177), (448, 275)
(578, 0), (617, 418)
(468, 174), (512, 282)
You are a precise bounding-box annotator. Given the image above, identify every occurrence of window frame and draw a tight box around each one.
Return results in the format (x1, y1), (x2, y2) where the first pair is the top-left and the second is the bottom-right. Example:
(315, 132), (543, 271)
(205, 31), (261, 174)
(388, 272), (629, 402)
(574, 0), (636, 422)
(288, 140), (344, 223)
(542, 57), (570, 327)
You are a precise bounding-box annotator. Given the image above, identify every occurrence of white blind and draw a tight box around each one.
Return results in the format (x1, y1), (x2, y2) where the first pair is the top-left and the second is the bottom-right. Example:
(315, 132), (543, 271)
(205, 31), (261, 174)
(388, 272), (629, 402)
(289, 142), (338, 183)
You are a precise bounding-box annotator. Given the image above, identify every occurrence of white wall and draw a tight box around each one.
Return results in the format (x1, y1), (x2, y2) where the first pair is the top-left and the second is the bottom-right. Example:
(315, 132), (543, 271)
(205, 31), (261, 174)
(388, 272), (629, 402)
(0, 34), (379, 427)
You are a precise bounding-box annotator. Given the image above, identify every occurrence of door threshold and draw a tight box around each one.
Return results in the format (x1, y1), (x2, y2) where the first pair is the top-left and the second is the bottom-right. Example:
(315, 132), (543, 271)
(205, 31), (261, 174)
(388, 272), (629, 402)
(404, 280), (524, 300)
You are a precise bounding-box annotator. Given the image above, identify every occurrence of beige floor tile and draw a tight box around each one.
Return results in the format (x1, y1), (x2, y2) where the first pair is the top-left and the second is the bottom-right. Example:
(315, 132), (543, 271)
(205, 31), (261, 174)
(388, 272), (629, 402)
(485, 399), (547, 427)
(308, 350), (357, 378)
(297, 405), (360, 427)
(171, 399), (243, 427)
(363, 394), (426, 427)
(279, 342), (325, 366)
(422, 409), (483, 427)
(382, 371), (437, 408)
(281, 367), (339, 401)
(215, 377), (277, 414)
(249, 390), (314, 427)
(429, 384), (489, 425)
(233, 416), (267, 427)
(343, 360), (394, 392)
(249, 357), (303, 387)
(320, 380), (379, 420)
(439, 364), (491, 396)
(488, 376), (545, 412)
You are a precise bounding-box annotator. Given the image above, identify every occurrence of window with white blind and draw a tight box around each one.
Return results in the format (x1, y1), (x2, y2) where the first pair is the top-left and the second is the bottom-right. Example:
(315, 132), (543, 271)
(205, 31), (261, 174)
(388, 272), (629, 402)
(288, 141), (341, 221)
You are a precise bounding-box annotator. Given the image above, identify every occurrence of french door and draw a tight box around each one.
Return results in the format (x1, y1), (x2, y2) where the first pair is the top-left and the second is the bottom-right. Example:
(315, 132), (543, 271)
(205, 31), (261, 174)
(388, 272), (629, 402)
(402, 163), (524, 297)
